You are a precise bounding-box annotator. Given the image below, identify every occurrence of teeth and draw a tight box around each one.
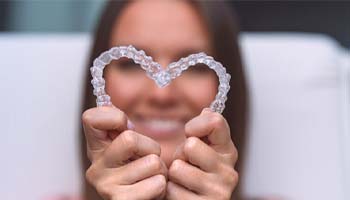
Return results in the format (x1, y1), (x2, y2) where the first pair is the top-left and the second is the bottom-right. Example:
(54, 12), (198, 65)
(146, 119), (182, 131)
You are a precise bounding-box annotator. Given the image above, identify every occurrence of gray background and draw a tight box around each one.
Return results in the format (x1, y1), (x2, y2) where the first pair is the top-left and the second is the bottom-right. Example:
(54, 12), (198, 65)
(0, 1), (349, 48)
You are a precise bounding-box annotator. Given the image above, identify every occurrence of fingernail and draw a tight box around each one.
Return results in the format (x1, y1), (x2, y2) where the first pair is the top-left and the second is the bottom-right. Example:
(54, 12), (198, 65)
(127, 119), (135, 130)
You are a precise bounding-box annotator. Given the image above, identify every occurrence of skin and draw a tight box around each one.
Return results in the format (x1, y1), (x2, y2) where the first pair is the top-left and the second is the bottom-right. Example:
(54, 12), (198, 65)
(82, 1), (238, 199)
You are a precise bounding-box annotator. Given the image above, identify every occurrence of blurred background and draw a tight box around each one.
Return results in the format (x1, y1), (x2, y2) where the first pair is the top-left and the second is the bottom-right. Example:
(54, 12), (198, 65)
(0, 1), (349, 200)
(0, 1), (349, 48)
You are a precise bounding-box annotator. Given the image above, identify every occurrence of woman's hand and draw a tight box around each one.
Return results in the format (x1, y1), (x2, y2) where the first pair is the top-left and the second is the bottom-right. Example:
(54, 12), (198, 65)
(82, 106), (167, 200)
(166, 108), (239, 200)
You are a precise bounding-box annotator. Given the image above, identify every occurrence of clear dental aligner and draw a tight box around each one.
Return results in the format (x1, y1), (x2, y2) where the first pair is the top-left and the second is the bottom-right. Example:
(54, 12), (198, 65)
(90, 45), (231, 114)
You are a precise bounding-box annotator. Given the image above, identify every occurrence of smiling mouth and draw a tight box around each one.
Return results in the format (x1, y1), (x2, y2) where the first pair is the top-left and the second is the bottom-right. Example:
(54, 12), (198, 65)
(131, 115), (187, 139)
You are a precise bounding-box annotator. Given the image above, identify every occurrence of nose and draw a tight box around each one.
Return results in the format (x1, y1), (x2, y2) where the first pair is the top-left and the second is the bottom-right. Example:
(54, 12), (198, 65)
(146, 58), (179, 109)
(149, 83), (176, 103)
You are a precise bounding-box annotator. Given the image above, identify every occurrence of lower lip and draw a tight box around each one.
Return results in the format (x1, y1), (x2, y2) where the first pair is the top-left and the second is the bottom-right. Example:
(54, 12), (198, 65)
(133, 121), (184, 140)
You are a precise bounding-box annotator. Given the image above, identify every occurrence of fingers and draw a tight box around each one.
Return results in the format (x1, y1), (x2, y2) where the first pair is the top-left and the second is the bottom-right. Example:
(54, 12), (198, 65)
(166, 181), (199, 200)
(173, 137), (223, 172)
(82, 106), (128, 134)
(88, 173), (166, 200)
(185, 108), (235, 154)
(167, 109), (239, 199)
(82, 106), (128, 160)
(127, 174), (167, 199)
(116, 154), (168, 184)
(82, 107), (167, 199)
(168, 158), (238, 199)
(102, 130), (161, 167)
(168, 159), (211, 194)
(86, 144), (166, 199)
(87, 154), (167, 186)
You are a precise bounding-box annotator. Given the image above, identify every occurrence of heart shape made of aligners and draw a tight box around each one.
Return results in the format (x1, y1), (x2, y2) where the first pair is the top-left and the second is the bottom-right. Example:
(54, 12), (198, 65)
(90, 45), (230, 113)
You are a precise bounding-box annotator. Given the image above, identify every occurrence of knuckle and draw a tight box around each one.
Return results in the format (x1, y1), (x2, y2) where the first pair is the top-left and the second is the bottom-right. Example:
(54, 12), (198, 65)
(81, 108), (95, 125)
(166, 181), (176, 199)
(112, 111), (128, 130)
(169, 159), (183, 176)
(85, 163), (123, 200)
(146, 154), (163, 172)
(85, 165), (97, 185)
(120, 130), (138, 152)
(209, 113), (226, 128)
(232, 146), (238, 160)
(232, 170), (239, 185)
(110, 190), (128, 200)
(166, 181), (172, 194)
(183, 137), (200, 154)
(155, 174), (167, 191)
(225, 149), (238, 166)
(232, 149), (239, 164)
(224, 166), (239, 187)
(95, 180), (113, 199)
(219, 191), (232, 200)
(211, 183), (232, 200)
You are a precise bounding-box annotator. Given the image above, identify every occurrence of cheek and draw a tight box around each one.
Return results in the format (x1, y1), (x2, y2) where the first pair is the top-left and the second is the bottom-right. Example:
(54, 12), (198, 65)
(105, 71), (148, 109)
(176, 76), (218, 110)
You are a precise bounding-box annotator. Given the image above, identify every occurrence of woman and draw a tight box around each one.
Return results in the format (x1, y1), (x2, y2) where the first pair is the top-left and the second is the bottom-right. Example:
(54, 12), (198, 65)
(81, 0), (248, 199)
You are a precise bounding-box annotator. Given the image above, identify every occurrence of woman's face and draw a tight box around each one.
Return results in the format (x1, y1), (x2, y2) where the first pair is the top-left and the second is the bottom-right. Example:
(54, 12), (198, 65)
(105, 0), (217, 166)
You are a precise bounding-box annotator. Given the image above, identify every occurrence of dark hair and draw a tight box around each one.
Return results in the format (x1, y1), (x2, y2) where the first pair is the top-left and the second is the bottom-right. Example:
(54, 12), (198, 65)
(80, 1), (248, 200)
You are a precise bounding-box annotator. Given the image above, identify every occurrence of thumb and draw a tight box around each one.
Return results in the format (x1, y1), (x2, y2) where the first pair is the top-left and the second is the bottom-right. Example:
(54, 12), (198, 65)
(184, 108), (232, 154)
(82, 106), (130, 161)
